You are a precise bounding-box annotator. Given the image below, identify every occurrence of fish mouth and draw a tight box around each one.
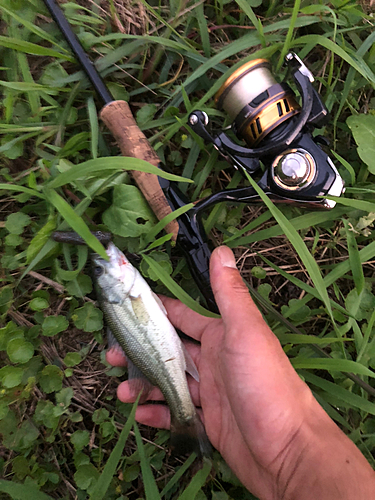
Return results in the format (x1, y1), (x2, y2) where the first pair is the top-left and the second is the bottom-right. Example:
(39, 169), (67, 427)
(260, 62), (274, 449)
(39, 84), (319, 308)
(106, 243), (130, 267)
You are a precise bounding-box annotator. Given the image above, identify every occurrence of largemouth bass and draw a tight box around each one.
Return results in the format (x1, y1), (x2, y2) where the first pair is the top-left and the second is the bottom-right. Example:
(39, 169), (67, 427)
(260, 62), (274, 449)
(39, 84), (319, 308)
(92, 243), (211, 456)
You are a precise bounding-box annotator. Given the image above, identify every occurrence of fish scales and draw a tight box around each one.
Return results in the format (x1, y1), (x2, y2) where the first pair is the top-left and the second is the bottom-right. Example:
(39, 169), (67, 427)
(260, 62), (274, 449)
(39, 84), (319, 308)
(101, 298), (196, 424)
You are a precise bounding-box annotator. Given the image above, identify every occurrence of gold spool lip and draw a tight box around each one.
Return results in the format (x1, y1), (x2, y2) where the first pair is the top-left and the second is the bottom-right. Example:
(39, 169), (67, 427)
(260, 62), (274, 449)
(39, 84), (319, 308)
(215, 59), (271, 107)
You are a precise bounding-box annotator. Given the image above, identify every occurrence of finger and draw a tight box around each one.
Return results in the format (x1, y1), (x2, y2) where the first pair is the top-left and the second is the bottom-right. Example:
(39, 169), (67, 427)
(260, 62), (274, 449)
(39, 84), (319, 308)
(134, 405), (205, 430)
(117, 377), (201, 406)
(117, 382), (164, 403)
(159, 296), (219, 341)
(135, 405), (171, 429)
(209, 246), (269, 335)
(106, 347), (127, 367)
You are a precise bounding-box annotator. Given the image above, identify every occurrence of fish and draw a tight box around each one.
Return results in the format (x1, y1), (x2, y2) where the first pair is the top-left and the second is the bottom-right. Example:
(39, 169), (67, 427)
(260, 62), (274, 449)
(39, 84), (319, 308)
(92, 243), (211, 456)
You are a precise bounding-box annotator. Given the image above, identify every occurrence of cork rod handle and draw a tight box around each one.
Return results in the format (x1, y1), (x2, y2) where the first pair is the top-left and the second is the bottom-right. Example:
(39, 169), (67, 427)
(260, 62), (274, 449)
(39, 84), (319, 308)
(100, 100), (179, 241)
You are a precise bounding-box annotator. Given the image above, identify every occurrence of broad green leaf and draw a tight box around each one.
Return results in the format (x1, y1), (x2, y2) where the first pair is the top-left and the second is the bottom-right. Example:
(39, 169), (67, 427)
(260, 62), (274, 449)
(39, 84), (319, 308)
(0, 286), (13, 314)
(140, 251), (173, 281)
(142, 254), (220, 318)
(5, 212), (31, 235)
(65, 274), (93, 298)
(74, 463), (99, 492)
(73, 302), (103, 332)
(29, 297), (49, 311)
(34, 400), (60, 430)
(47, 157), (193, 188)
(42, 315), (69, 337)
(71, 430), (90, 451)
(63, 352), (82, 367)
(0, 480), (54, 500)
(0, 366), (23, 388)
(56, 387), (74, 407)
(39, 365), (63, 393)
(102, 184), (157, 237)
(345, 284), (375, 322)
(6, 338), (34, 364)
(347, 114), (375, 173)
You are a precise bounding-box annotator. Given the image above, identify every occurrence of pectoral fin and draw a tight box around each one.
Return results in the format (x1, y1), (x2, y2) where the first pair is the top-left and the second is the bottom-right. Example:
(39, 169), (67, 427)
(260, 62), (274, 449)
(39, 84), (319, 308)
(182, 343), (200, 382)
(130, 295), (150, 325)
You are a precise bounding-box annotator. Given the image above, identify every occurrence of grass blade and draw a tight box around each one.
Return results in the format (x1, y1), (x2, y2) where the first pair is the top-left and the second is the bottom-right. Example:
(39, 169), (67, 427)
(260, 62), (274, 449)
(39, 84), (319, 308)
(90, 398), (139, 500)
(133, 422), (162, 500)
(244, 173), (335, 325)
(160, 453), (197, 497)
(343, 219), (364, 295)
(302, 371), (375, 415)
(87, 96), (99, 160)
(0, 35), (73, 60)
(177, 460), (211, 500)
(226, 206), (350, 247)
(278, 0), (301, 70)
(44, 188), (108, 259)
(141, 203), (194, 248)
(142, 254), (220, 318)
(0, 183), (45, 199)
(292, 357), (375, 378)
(48, 157), (193, 188)
(277, 334), (348, 345)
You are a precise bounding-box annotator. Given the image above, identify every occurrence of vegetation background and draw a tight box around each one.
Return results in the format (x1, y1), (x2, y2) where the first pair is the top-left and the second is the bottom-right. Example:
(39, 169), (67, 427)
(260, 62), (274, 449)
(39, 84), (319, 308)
(1, 0), (375, 498)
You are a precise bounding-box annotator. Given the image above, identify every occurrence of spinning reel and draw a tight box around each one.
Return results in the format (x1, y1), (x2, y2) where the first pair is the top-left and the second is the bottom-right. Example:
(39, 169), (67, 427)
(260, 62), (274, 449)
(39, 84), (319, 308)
(188, 52), (344, 211)
(163, 53), (345, 311)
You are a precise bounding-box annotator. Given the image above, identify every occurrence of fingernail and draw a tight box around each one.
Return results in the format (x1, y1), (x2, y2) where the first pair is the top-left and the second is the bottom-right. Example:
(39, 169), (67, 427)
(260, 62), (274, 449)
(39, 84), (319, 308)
(217, 246), (237, 269)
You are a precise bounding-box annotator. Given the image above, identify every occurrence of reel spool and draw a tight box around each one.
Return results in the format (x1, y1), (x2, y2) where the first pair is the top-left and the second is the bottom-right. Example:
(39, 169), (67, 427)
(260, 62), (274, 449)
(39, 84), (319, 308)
(215, 59), (300, 147)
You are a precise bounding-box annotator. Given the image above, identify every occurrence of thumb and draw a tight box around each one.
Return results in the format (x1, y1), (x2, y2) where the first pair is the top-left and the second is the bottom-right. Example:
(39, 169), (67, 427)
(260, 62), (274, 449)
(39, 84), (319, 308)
(210, 246), (265, 330)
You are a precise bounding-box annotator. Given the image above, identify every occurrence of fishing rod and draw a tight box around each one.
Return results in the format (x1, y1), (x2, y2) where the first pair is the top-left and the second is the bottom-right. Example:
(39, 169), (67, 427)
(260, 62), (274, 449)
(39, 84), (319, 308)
(43, 0), (217, 312)
(44, 0), (344, 314)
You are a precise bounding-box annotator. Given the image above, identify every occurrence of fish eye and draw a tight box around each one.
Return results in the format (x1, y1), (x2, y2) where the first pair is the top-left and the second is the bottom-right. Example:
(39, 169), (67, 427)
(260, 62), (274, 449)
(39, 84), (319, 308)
(93, 265), (104, 277)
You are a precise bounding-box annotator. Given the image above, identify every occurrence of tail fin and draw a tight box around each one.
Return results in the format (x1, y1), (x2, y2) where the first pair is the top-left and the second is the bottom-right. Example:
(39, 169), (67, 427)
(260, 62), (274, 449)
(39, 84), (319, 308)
(170, 414), (212, 457)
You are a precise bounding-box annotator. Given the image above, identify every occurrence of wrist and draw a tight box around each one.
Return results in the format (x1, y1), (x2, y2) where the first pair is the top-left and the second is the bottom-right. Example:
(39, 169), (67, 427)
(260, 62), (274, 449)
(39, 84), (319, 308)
(279, 398), (375, 500)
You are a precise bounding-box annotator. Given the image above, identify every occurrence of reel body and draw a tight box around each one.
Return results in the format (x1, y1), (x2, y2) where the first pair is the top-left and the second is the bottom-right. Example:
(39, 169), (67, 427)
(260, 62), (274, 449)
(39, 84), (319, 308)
(188, 52), (344, 210)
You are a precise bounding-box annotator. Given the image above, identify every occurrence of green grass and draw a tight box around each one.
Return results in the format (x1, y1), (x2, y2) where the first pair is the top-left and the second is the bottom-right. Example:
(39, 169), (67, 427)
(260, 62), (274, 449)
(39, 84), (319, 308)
(1, 0), (375, 498)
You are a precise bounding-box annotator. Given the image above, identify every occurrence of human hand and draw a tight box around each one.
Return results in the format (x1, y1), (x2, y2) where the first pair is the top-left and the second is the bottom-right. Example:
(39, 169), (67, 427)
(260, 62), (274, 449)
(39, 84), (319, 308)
(107, 246), (375, 500)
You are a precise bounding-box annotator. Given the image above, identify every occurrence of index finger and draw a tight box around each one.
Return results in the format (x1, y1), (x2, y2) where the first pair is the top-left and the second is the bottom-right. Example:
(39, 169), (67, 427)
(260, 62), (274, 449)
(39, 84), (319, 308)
(159, 296), (220, 342)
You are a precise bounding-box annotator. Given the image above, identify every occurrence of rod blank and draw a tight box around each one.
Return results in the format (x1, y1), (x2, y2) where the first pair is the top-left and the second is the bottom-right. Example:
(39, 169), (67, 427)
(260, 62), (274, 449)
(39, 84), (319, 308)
(44, 0), (113, 105)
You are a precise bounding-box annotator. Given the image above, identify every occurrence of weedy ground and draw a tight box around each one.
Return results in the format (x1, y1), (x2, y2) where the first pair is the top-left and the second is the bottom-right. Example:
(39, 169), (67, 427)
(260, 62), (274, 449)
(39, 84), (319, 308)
(0, 0), (375, 498)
